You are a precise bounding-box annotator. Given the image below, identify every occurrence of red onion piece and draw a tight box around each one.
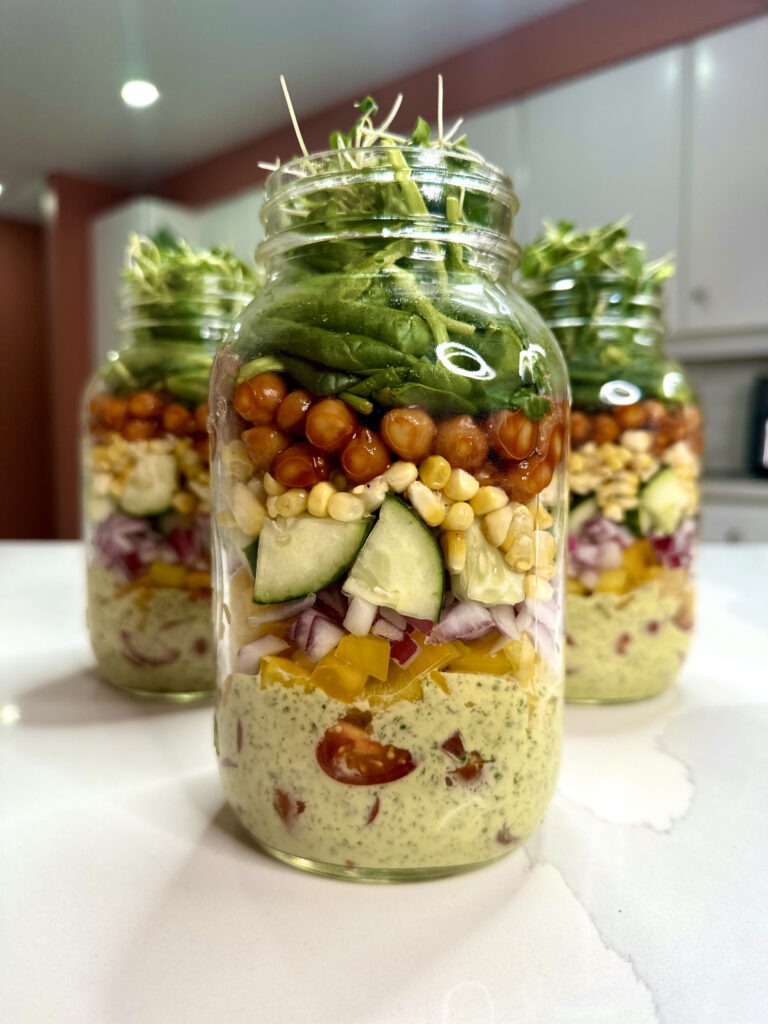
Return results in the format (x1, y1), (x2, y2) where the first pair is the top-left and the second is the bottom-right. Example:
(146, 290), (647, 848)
(427, 601), (495, 645)
(120, 629), (180, 667)
(236, 634), (288, 674)
(390, 632), (419, 667)
(343, 595), (378, 637)
(247, 594), (315, 629)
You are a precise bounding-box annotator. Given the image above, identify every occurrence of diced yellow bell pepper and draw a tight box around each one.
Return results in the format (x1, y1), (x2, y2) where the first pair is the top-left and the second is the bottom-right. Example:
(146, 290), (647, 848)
(146, 561), (187, 588)
(186, 571), (211, 590)
(623, 539), (658, 584)
(405, 633), (465, 678)
(260, 655), (311, 689)
(593, 569), (629, 594)
(309, 652), (368, 702)
(446, 650), (511, 675)
(365, 668), (424, 705)
(336, 634), (390, 682)
(566, 577), (588, 595)
(503, 633), (538, 686)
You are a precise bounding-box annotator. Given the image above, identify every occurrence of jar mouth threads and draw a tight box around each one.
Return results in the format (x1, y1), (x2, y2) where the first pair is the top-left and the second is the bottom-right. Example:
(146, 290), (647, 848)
(258, 147), (521, 271)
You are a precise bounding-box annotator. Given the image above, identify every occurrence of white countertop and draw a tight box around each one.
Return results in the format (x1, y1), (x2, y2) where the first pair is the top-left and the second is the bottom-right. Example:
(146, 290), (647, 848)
(2, 542), (768, 1024)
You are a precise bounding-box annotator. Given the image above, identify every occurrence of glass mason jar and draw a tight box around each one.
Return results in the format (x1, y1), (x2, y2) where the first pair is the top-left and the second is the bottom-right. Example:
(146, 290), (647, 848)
(524, 266), (701, 703)
(83, 235), (255, 700)
(209, 147), (570, 880)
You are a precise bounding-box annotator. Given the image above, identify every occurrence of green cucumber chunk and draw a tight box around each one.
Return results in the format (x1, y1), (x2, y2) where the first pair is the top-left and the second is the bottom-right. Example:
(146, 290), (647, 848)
(253, 515), (372, 604)
(639, 467), (688, 534)
(118, 452), (177, 517)
(342, 495), (444, 621)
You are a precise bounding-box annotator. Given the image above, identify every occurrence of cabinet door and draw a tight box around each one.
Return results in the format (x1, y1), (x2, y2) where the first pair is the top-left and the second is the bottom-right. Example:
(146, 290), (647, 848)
(683, 17), (768, 331)
(519, 48), (684, 329)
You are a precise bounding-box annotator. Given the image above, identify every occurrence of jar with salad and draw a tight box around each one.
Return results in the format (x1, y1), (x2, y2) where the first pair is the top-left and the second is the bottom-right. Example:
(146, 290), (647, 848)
(521, 220), (701, 703)
(83, 231), (258, 700)
(209, 96), (570, 880)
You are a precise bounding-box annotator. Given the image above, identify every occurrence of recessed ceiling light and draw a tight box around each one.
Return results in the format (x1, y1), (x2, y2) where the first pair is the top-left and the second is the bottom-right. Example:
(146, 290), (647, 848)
(0, 182), (5, 197)
(121, 79), (160, 109)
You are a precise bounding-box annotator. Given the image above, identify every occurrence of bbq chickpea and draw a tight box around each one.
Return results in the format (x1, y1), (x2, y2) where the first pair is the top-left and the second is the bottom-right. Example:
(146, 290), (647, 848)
(276, 390), (313, 435)
(380, 407), (436, 462)
(305, 398), (357, 453)
(341, 428), (391, 484)
(591, 413), (621, 444)
(241, 425), (291, 472)
(434, 415), (488, 473)
(272, 442), (330, 489)
(234, 372), (287, 425)
(128, 390), (165, 420)
(162, 403), (196, 436)
(486, 409), (538, 461)
(570, 410), (592, 445)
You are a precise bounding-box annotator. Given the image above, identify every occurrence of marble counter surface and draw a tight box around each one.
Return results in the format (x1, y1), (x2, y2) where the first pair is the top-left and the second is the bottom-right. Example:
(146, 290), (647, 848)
(2, 542), (767, 1024)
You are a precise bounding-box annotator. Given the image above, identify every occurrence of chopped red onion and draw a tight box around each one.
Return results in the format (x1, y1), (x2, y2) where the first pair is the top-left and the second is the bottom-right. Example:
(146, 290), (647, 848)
(427, 600), (495, 645)
(372, 617), (406, 641)
(247, 594), (315, 628)
(390, 632), (419, 667)
(305, 615), (345, 663)
(120, 629), (180, 667)
(343, 596), (378, 637)
(236, 634), (288, 674)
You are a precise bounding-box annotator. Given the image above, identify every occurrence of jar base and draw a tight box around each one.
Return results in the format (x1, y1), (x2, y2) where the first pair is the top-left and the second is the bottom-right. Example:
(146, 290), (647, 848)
(100, 675), (214, 703)
(247, 834), (519, 884)
(565, 686), (670, 706)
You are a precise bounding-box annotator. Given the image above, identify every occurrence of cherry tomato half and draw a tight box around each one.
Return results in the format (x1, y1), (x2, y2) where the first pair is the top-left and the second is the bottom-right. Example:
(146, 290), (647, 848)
(316, 719), (416, 786)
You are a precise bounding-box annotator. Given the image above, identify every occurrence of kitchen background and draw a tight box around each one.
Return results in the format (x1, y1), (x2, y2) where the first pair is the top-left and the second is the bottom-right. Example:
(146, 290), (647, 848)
(1, 0), (766, 541)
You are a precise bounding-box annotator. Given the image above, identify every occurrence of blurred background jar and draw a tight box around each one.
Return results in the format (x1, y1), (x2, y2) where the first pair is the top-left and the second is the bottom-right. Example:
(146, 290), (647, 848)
(521, 221), (702, 703)
(82, 231), (258, 700)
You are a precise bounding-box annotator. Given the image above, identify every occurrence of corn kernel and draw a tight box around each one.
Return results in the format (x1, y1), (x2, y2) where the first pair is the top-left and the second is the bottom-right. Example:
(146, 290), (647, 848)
(482, 504), (514, 547)
(328, 492), (365, 522)
(440, 530), (467, 574)
(523, 574), (554, 602)
(172, 490), (198, 516)
(273, 488), (308, 518)
(231, 483), (267, 537)
(264, 472), (286, 496)
(533, 529), (557, 565)
(351, 475), (389, 512)
(419, 455), (452, 490)
(443, 468), (480, 502)
(266, 495), (281, 518)
(221, 440), (255, 482)
(307, 481), (336, 517)
(533, 562), (557, 580)
(383, 461), (418, 493)
(441, 501), (475, 531)
(470, 486), (508, 516)
(505, 534), (534, 572)
(406, 480), (446, 527)
(529, 501), (554, 530)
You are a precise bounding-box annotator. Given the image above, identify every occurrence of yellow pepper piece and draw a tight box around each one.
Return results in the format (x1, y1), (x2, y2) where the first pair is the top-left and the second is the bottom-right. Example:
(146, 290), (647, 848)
(309, 652), (368, 702)
(365, 669), (424, 705)
(504, 633), (538, 686)
(566, 576), (588, 595)
(336, 634), (391, 682)
(186, 571), (212, 590)
(593, 569), (629, 594)
(622, 539), (658, 584)
(405, 633), (465, 677)
(146, 561), (187, 588)
(446, 650), (511, 675)
(260, 655), (311, 689)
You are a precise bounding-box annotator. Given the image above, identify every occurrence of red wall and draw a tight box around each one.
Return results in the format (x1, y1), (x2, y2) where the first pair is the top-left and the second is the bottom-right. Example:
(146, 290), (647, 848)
(0, 219), (54, 538)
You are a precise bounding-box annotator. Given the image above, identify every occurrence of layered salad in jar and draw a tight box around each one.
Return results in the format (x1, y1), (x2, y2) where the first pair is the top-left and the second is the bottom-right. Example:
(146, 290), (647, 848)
(211, 96), (569, 878)
(521, 221), (701, 702)
(84, 232), (257, 698)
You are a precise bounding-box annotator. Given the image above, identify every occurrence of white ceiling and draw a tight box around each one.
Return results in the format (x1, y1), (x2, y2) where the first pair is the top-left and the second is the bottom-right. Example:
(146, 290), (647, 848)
(0, 0), (578, 220)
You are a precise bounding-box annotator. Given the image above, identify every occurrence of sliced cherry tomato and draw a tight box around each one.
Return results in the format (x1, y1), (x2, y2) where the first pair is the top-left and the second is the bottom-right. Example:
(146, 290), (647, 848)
(273, 788), (306, 830)
(440, 729), (490, 786)
(316, 718), (416, 786)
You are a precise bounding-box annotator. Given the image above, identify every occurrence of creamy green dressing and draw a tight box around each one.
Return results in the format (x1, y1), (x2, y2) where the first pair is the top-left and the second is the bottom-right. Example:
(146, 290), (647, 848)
(216, 669), (561, 873)
(565, 579), (693, 702)
(87, 564), (215, 697)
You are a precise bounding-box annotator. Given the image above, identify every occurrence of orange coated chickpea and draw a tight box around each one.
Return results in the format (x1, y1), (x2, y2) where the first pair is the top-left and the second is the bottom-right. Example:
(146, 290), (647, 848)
(570, 410), (592, 445)
(272, 443), (330, 489)
(380, 407), (436, 462)
(162, 403), (196, 436)
(305, 398), (358, 453)
(486, 410), (538, 461)
(340, 428), (391, 484)
(128, 390), (165, 420)
(434, 415), (488, 473)
(612, 403), (647, 431)
(122, 418), (156, 441)
(276, 390), (313, 435)
(234, 372), (288, 425)
(241, 425), (291, 472)
(98, 395), (129, 430)
(194, 403), (209, 434)
(590, 413), (621, 444)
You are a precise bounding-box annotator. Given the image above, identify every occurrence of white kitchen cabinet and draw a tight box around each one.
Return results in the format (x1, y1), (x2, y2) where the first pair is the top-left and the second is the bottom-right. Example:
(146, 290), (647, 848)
(516, 48), (684, 328)
(681, 16), (768, 332)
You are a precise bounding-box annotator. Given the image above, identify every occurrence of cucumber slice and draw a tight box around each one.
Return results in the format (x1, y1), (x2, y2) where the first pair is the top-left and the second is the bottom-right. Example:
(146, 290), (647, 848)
(253, 515), (371, 604)
(639, 467), (688, 534)
(568, 496), (599, 536)
(119, 453), (177, 517)
(343, 495), (444, 621)
(450, 519), (525, 606)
